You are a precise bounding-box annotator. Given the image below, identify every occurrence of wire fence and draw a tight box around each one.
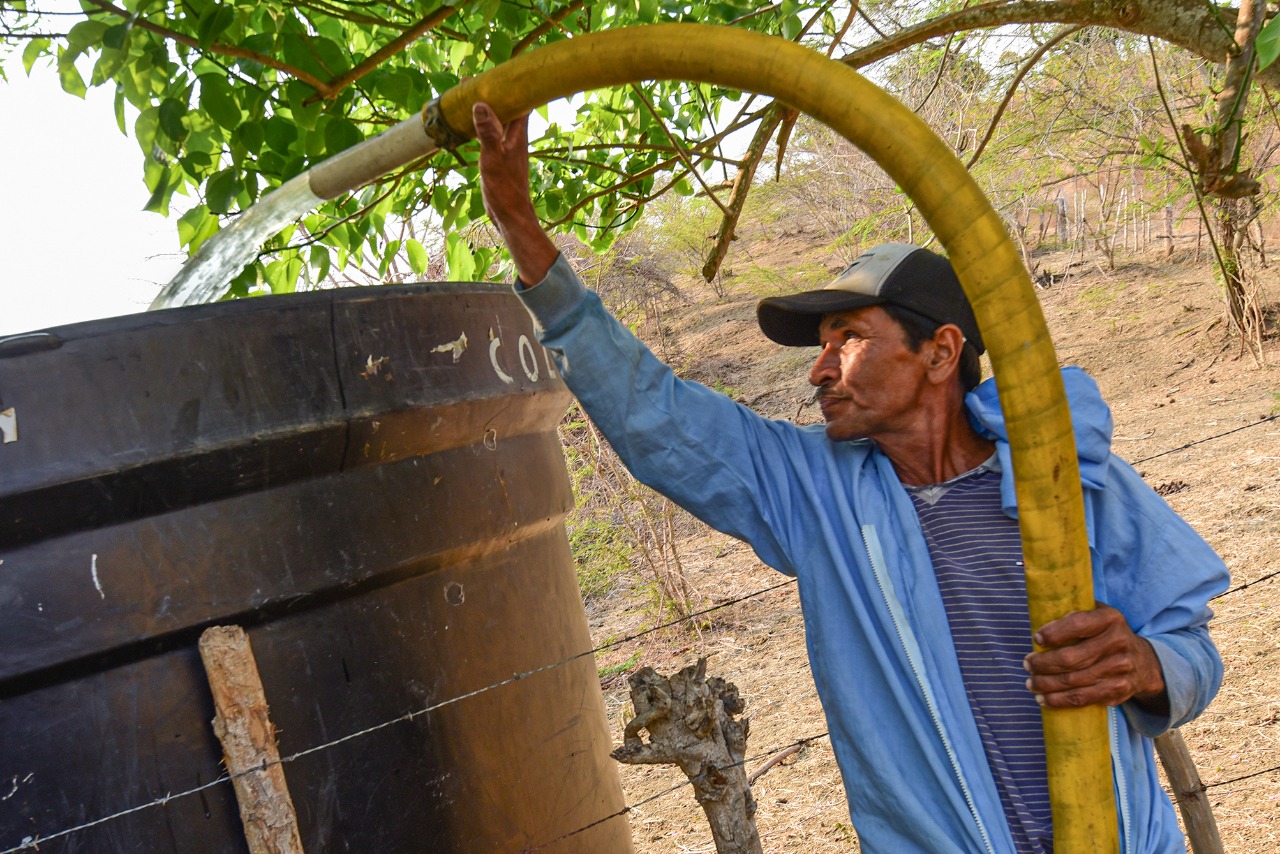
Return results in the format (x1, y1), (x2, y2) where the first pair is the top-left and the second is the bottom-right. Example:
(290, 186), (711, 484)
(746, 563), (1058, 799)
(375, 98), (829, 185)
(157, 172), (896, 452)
(5, 411), (1279, 853)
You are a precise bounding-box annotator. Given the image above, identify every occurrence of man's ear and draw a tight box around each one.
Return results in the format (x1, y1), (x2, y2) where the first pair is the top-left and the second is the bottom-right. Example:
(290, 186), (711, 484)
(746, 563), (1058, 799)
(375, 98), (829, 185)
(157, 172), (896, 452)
(924, 324), (966, 383)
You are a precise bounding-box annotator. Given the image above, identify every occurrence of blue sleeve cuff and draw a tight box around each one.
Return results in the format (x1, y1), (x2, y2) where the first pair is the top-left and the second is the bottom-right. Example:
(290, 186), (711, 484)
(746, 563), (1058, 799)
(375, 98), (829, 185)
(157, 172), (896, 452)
(1120, 635), (1196, 737)
(513, 253), (589, 340)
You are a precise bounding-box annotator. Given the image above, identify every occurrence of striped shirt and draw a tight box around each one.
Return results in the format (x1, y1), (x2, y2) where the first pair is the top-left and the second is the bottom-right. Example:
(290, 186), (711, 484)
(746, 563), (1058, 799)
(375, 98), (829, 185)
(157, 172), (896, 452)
(907, 463), (1053, 854)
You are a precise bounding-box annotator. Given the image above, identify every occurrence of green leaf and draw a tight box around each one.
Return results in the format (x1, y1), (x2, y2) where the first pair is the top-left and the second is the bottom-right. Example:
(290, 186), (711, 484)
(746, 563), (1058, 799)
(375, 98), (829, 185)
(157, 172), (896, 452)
(282, 31), (347, 80)
(92, 47), (128, 86)
(487, 30), (512, 63)
(780, 13), (803, 40)
(1259, 15), (1280, 72)
(235, 120), (265, 154)
(22, 38), (49, 75)
(263, 114), (299, 154)
(285, 80), (322, 130)
(198, 73), (241, 129)
(58, 61), (87, 98)
(226, 262), (261, 299)
(312, 36), (352, 76)
(378, 240), (400, 278)
(197, 5), (235, 48)
(178, 205), (219, 252)
(143, 165), (172, 214)
(179, 151), (214, 173)
(376, 71), (414, 107)
(64, 20), (109, 60)
(158, 98), (188, 142)
(406, 238), (429, 276)
(448, 39), (474, 69)
(264, 256), (303, 294)
(323, 118), (363, 155)
(113, 85), (127, 135)
(445, 233), (476, 282)
(205, 168), (241, 213)
(102, 23), (130, 51)
(310, 245), (332, 283)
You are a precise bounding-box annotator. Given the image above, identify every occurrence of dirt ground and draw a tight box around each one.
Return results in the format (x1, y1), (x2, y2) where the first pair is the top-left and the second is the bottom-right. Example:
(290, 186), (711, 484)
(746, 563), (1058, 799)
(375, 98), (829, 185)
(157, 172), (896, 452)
(583, 236), (1280, 852)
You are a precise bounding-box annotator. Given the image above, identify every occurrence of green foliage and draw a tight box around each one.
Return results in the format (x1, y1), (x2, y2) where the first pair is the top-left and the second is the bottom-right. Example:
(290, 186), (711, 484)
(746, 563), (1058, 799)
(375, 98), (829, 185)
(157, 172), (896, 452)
(569, 514), (634, 601)
(2, 0), (803, 298)
(597, 649), (642, 681)
(1259, 15), (1280, 72)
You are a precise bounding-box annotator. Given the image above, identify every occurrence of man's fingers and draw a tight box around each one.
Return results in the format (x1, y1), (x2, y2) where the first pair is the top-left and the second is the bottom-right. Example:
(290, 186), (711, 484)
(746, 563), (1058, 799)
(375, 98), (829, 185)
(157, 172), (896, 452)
(472, 103), (532, 150)
(473, 102), (503, 145)
(1032, 677), (1134, 709)
(507, 111), (530, 150)
(1033, 603), (1120, 648)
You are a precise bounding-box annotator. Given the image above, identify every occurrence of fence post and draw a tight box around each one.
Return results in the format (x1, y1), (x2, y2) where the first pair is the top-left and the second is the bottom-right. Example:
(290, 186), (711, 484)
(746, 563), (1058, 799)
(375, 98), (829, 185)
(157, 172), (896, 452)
(1154, 730), (1223, 854)
(200, 626), (305, 854)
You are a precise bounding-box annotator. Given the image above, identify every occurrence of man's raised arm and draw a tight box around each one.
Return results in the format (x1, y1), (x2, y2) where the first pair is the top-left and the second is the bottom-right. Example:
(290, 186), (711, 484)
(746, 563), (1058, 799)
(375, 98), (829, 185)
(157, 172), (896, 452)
(472, 102), (559, 285)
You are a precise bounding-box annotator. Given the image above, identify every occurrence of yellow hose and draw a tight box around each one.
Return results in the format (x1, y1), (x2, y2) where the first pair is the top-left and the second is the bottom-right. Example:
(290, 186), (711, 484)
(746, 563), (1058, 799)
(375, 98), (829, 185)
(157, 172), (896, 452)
(326, 23), (1119, 852)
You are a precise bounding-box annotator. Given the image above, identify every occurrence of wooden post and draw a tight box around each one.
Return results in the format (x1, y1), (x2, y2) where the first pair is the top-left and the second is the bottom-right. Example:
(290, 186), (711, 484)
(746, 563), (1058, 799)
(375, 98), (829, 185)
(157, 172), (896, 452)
(1154, 729), (1223, 854)
(199, 626), (305, 854)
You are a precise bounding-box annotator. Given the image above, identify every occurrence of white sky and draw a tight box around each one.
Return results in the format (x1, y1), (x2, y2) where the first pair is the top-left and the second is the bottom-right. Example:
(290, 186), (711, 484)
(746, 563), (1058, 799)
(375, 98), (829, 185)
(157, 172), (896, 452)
(0, 57), (183, 336)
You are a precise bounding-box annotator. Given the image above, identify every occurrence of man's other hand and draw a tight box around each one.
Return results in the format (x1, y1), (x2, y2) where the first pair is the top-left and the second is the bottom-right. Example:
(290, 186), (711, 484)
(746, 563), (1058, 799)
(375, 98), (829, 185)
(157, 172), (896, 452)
(1023, 603), (1168, 714)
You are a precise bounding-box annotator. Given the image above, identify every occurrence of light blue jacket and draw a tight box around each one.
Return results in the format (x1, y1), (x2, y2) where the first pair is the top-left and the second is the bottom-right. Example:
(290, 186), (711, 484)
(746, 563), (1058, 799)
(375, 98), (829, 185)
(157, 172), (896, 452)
(517, 256), (1229, 853)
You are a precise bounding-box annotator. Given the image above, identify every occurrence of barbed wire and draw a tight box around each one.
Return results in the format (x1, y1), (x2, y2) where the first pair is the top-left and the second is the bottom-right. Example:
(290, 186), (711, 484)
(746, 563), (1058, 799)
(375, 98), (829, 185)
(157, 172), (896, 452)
(1216, 567), (1280, 599)
(1206, 762), (1280, 790)
(0, 578), (799, 853)
(5, 403), (1276, 851)
(523, 731), (831, 852)
(1130, 413), (1280, 465)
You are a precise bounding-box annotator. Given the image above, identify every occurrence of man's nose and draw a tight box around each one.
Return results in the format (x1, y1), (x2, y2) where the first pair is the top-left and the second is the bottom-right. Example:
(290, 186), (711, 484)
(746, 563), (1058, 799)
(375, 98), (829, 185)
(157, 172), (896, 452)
(809, 342), (839, 387)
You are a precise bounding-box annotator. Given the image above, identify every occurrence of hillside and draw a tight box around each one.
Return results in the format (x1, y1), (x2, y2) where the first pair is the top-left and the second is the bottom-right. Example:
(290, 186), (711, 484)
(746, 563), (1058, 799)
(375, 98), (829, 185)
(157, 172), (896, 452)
(574, 214), (1280, 852)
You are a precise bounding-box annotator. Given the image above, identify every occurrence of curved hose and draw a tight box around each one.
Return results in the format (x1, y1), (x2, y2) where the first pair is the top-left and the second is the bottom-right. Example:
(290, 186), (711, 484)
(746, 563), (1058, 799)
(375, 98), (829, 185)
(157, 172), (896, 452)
(173, 23), (1119, 851)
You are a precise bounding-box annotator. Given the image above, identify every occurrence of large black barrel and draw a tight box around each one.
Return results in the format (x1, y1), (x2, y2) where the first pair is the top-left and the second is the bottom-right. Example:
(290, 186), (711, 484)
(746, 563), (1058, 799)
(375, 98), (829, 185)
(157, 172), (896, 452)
(0, 284), (632, 852)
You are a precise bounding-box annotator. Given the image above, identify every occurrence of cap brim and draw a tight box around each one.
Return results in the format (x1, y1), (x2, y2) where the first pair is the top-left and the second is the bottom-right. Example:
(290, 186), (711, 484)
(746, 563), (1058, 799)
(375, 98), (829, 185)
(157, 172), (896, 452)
(756, 290), (883, 346)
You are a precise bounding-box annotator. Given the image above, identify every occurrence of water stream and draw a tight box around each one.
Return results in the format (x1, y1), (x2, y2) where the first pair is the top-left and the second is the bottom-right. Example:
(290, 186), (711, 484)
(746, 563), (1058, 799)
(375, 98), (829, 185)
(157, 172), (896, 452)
(148, 174), (323, 310)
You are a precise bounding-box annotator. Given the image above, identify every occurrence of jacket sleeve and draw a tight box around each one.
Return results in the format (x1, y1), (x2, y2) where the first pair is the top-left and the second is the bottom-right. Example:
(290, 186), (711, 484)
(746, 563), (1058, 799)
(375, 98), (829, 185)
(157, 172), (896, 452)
(1089, 457), (1230, 736)
(514, 254), (811, 574)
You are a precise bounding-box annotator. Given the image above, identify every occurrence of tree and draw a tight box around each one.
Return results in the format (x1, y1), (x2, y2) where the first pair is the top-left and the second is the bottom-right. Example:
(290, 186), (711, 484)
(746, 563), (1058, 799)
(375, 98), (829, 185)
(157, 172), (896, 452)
(1, 0), (1275, 313)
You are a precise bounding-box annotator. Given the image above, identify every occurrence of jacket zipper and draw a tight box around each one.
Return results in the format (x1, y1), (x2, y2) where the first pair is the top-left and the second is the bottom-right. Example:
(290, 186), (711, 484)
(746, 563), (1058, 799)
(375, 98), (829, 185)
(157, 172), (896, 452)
(862, 524), (998, 854)
(1109, 708), (1131, 853)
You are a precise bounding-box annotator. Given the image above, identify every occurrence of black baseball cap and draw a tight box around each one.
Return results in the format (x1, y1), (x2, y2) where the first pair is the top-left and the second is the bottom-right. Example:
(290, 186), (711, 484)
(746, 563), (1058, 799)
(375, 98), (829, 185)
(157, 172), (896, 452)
(756, 243), (984, 354)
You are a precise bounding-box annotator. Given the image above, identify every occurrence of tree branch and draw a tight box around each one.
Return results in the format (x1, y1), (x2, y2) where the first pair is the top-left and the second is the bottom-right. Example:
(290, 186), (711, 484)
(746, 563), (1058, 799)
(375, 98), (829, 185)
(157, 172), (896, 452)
(701, 102), (788, 282)
(966, 25), (1082, 169)
(841, 0), (1276, 87)
(80, 0), (328, 91)
(307, 3), (463, 103)
(630, 83), (733, 218)
(511, 0), (586, 57)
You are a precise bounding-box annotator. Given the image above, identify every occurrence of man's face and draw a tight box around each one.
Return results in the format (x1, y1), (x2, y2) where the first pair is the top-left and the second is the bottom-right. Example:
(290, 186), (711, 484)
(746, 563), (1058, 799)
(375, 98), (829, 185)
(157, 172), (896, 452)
(808, 306), (931, 443)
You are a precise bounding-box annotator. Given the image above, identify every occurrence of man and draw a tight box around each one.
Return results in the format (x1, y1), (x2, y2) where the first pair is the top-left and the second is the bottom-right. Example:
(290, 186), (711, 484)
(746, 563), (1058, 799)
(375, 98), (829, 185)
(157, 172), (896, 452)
(470, 102), (1228, 853)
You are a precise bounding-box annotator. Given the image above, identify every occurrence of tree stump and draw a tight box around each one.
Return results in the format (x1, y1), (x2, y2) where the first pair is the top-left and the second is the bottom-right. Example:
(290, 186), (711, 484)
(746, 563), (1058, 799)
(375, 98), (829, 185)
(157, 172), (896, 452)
(612, 658), (761, 854)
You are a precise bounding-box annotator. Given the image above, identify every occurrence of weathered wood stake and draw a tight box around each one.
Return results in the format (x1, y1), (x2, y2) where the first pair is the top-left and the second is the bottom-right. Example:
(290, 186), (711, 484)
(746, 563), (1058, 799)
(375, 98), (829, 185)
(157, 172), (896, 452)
(1154, 729), (1224, 854)
(199, 626), (305, 854)
(612, 658), (761, 854)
